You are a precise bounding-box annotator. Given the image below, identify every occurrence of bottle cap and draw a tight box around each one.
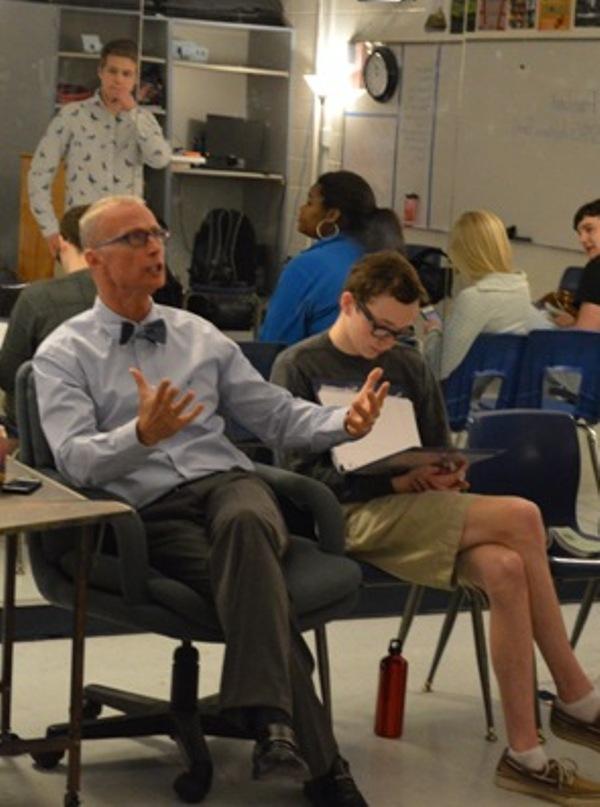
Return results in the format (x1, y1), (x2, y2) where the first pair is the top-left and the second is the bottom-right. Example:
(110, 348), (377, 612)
(388, 638), (403, 654)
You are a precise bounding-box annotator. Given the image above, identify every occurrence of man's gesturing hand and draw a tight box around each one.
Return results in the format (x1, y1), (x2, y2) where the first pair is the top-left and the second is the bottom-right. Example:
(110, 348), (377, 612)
(344, 367), (390, 438)
(130, 368), (204, 446)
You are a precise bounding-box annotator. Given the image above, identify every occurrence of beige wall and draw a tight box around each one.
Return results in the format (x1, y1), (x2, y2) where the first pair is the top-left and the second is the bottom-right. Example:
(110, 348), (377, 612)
(281, 0), (584, 298)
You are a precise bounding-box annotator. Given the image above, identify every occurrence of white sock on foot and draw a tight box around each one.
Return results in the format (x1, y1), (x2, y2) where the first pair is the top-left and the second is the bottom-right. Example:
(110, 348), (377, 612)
(508, 745), (548, 772)
(556, 687), (600, 724)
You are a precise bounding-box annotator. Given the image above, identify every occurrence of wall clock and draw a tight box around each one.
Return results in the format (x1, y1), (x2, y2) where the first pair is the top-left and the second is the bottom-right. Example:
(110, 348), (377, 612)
(363, 46), (399, 103)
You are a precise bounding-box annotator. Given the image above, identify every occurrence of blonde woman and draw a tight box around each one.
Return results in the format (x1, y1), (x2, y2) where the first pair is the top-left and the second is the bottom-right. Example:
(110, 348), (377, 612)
(423, 210), (548, 379)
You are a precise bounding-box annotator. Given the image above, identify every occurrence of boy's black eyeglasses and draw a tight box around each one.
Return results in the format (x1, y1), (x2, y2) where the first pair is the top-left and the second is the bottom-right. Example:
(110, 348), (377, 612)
(356, 300), (411, 341)
(93, 227), (170, 250)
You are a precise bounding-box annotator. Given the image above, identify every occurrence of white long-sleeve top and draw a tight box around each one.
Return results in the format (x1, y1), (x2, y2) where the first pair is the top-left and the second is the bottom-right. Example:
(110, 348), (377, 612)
(424, 271), (550, 380)
(28, 91), (171, 237)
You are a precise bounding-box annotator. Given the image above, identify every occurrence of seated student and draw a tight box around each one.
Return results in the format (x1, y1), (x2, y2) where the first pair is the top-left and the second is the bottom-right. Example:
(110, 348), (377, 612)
(32, 195), (389, 807)
(423, 210), (548, 380)
(0, 204), (95, 437)
(271, 250), (600, 806)
(550, 199), (600, 331)
(260, 170), (404, 345)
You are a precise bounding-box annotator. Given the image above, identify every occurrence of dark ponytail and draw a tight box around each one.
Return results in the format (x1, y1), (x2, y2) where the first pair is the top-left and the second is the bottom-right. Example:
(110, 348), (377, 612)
(316, 171), (404, 254)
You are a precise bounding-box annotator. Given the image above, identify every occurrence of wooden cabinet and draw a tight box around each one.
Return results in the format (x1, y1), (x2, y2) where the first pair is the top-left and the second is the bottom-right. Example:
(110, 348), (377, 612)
(18, 154), (65, 282)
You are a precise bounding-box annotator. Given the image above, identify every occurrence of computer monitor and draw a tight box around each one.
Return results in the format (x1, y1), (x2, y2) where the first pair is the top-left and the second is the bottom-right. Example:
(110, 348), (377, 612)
(205, 114), (264, 170)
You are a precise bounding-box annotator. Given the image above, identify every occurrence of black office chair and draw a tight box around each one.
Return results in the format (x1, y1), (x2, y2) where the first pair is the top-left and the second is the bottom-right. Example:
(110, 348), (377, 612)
(15, 361), (362, 803)
(425, 410), (600, 715)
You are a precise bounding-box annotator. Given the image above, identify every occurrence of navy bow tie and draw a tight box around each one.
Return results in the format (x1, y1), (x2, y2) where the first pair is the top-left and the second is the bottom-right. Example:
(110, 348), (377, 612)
(119, 319), (167, 346)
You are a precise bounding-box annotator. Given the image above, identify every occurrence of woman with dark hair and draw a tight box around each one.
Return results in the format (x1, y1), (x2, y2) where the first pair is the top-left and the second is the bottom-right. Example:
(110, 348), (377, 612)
(259, 170), (404, 344)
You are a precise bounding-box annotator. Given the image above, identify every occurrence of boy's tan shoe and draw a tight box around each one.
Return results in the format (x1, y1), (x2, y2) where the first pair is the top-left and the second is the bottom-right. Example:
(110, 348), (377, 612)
(551, 703), (600, 753)
(495, 749), (600, 805)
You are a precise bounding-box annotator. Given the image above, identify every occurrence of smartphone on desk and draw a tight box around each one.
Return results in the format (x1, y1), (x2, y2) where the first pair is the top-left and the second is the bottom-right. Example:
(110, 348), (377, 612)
(2, 478), (42, 495)
(420, 305), (442, 326)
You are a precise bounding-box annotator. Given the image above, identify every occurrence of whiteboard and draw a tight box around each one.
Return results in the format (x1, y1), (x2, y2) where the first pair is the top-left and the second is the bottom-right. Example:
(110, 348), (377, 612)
(342, 38), (600, 250)
(452, 40), (600, 250)
(342, 112), (398, 208)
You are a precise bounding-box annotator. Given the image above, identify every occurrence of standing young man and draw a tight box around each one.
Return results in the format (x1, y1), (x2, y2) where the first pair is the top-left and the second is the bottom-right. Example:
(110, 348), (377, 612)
(28, 39), (171, 258)
(272, 250), (600, 805)
(551, 199), (600, 330)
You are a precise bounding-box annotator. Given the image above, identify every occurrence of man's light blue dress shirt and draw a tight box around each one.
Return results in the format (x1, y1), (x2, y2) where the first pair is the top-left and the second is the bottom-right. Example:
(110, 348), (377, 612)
(33, 299), (348, 507)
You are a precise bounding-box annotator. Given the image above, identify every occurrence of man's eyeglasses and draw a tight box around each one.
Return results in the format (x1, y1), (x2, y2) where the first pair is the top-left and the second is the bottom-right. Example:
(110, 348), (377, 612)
(356, 300), (412, 341)
(93, 227), (170, 250)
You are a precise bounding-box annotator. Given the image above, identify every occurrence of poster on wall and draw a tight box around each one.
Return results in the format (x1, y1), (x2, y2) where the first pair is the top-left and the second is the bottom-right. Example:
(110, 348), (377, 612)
(450, 0), (477, 31)
(509, 0), (537, 27)
(478, 0), (509, 29)
(538, 0), (572, 27)
(575, 0), (600, 25)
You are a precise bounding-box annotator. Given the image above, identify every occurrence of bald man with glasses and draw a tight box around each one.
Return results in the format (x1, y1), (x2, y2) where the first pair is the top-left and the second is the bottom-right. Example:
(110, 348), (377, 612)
(32, 195), (390, 807)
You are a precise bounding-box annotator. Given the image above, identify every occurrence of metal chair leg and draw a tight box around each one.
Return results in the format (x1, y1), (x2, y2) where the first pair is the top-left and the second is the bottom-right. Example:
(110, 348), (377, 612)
(578, 421), (600, 496)
(313, 626), (332, 724)
(570, 579), (600, 649)
(532, 653), (545, 744)
(423, 587), (465, 692)
(469, 590), (496, 741)
(397, 584), (424, 645)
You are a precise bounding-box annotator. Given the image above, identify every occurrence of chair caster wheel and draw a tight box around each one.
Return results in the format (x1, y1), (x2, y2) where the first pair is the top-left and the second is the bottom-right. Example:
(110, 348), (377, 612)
(173, 762), (213, 803)
(82, 699), (102, 720)
(32, 750), (65, 769)
(485, 728), (498, 742)
(64, 793), (80, 807)
(537, 730), (546, 744)
(423, 681), (433, 692)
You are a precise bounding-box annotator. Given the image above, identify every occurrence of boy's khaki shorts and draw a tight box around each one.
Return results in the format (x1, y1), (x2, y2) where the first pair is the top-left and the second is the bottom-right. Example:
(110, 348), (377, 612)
(343, 491), (480, 590)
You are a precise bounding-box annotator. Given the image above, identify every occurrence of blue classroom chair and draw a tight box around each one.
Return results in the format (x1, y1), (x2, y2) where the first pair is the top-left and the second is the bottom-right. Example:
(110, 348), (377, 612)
(516, 329), (600, 492)
(442, 333), (528, 433)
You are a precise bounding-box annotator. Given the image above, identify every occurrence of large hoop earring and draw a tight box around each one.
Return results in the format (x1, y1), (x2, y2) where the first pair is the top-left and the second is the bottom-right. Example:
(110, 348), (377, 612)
(316, 219), (340, 240)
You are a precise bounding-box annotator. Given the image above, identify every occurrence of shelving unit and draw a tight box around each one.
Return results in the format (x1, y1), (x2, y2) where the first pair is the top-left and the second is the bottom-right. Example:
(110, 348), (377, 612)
(167, 18), (292, 289)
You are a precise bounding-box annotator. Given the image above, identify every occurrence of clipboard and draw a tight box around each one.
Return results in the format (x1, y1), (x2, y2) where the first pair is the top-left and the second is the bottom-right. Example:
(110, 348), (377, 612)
(318, 385), (500, 476)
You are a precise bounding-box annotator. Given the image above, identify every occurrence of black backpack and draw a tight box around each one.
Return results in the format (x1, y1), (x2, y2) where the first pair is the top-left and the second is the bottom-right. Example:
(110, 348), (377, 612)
(187, 209), (260, 330)
(406, 246), (453, 304)
(189, 208), (258, 289)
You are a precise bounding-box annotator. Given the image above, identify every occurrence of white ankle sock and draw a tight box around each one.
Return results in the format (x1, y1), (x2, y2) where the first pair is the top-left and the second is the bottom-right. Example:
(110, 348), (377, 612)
(557, 687), (600, 723)
(508, 745), (548, 772)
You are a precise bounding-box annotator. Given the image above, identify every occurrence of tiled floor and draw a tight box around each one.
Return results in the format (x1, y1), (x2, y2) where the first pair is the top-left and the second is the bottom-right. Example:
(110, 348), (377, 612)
(1, 429), (598, 806)
(2, 604), (600, 807)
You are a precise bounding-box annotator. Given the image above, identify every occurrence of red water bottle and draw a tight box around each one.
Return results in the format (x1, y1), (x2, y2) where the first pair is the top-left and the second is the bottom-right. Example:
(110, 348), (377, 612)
(374, 638), (408, 738)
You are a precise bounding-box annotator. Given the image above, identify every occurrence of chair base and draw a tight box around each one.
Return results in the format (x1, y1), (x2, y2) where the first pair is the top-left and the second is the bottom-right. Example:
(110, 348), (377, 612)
(31, 641), (253, 804)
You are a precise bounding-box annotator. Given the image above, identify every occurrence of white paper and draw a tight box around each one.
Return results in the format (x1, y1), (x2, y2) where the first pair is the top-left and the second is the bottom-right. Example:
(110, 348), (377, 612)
(318, 386), (421, 473)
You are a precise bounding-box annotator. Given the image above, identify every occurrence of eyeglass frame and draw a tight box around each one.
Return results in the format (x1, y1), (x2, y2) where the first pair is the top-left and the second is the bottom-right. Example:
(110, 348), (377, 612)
(355, 299), (413, 341)
(91, 227), (171, 250)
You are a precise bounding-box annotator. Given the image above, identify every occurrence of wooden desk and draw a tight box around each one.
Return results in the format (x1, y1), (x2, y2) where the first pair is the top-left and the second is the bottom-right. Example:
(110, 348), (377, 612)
(0, 459), (131, 807)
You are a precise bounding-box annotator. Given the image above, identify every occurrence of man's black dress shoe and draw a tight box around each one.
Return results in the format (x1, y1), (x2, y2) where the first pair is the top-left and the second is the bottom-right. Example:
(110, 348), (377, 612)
(252, 723), (310, 782)
(304, 755), (368, 806)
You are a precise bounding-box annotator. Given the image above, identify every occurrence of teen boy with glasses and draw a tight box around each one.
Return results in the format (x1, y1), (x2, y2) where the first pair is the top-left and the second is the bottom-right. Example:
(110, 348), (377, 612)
(272, 249), (600, 805)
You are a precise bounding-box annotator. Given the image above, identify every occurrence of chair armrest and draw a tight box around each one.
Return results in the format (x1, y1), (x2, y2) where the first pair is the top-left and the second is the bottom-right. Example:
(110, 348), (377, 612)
(36, 468), (152, 605)
(254, 463), (346, 555)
